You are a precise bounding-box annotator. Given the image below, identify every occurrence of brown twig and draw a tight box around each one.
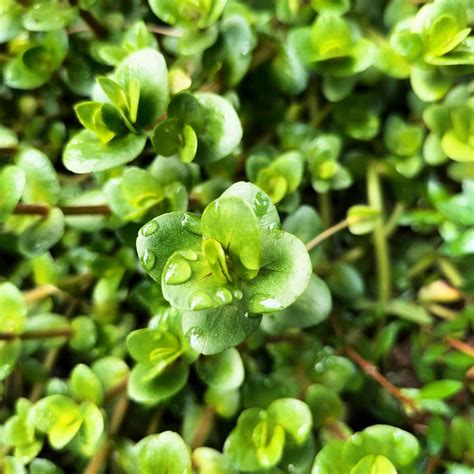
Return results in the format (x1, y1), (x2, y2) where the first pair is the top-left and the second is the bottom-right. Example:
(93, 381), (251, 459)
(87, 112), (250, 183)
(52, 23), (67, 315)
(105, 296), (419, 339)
(445, 337), (474, 358)
(0, 328), (73, 341)
(145, 23), (182, 37)
(13, 203), (111, 216)
(191, 405), (215, 449)
(306, 218), (350, 251)
(104, 376), (129, 402)
(344, 346), (418, 412)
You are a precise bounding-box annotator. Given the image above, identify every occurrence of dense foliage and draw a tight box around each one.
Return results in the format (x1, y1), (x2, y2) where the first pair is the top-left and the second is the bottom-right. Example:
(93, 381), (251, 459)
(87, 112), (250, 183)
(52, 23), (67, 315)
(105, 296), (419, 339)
(0, 0), (473, 472)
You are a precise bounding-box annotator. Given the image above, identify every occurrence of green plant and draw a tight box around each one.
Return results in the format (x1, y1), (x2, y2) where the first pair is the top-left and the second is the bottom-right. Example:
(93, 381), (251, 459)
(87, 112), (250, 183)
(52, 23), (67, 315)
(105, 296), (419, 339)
(1, 0), (473, 473)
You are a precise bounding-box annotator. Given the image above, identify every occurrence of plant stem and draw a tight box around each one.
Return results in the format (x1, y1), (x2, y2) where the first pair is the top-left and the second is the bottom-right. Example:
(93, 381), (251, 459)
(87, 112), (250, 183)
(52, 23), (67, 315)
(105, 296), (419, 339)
(318, 191), (332, 227)
(13, 203), (111, 216)
(384, 202), (405, 237)
(306, 218), (350, 251)
(29, 348), (61, 402)
(0, 328), (73, 341)
(344, 346), (418, 412)
(23, 284), (61, 303)
(191, 405), (215, 449)
(367, 162), (391, 306)
(145, 23), (182, 37)
(445, 337), (474, 358)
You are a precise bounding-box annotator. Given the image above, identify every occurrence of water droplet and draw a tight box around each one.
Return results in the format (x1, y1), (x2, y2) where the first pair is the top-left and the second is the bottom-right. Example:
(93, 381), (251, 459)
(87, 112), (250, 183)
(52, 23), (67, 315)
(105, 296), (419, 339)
(142, 250), (156, 271)
(180, 249), (198, 261)
(140, 220), (158, 236)
(249, 294), (284, 313)
(233, 289), (243, 300)
(180, 214), (201, 235)
(215, 287), (232, 304)
(190, 291), (214, 310)
(164, 258), (192, 285)
(253, 191), (270, 217)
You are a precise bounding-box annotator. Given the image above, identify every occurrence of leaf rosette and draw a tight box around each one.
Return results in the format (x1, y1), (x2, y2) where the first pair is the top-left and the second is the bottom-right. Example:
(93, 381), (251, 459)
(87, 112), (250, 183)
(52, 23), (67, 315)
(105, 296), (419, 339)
(137, 182), (312, 354)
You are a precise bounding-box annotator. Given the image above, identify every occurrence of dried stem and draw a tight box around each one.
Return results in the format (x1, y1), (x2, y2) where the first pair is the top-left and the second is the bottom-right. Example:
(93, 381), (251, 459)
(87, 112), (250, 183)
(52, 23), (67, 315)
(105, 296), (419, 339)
(14, 203), (111, 216)
(0, 328), (73, 341)
(344, 346), (418, 412)
(191, 405), (215, 449)
(306, 218), (350, 251)
(445, 337), (474, 358)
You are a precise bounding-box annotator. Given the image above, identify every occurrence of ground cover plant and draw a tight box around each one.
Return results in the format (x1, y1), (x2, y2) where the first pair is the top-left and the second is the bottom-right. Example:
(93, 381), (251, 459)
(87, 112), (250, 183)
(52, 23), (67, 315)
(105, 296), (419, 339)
(0, 0), (473, 472)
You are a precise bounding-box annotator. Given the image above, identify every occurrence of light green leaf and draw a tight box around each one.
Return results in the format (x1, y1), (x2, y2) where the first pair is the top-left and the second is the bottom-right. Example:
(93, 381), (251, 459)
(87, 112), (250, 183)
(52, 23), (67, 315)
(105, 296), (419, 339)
(244, 230), (311, 314)
(418, 380), (464, 400)
(69, 364), (104, 405)
(202, 196), (261, 280)
(0, 282), (27, 335)
(136, 431), (192, 474)
(410, 66), (452, 102)
(63, 130), (147, 173)
(136, 211), (202, 283)
(385, 299), (433, 325)
(115, 48), (169, 129)
(18, 208), (65, 258)
(182, 302), (261, 355)
(347, 205), (380, 235)
(350, 455), (397, 474)
(23, 3), (77, 31)
(0, 165), (25, 222)
(268, 398), (312, 444)
(197, 348), (244, 390)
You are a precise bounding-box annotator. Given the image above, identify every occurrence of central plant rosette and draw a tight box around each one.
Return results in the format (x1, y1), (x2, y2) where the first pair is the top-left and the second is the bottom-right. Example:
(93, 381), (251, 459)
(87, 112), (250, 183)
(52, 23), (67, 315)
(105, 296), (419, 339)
(137, 182), (312, 354)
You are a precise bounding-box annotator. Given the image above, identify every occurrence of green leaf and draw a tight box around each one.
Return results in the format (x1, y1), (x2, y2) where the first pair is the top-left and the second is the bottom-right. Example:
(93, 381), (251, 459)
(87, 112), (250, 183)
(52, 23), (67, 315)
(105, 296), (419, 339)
(128, 360), (188, 405)
(76, 401), (104, 453)
(63, 130), (147, 173)
(262, 274), (332, 332)
(23, 3), (77, 31)
(221, 182), (281, 232)
(268, 398), (312, 444)
(197, 348), (244, 390)
(136, 211), (202, 283)
(244, 230), (312, 314)
(0, 126), (18, 148)
(15, 147), (60, 205)
(0, 165), (25, 222)
(350, 455), (397, 474)
(311, 0), (350, 15)
(182, 302), (261, 355)
(347, 205), (380, 235)
(18, 208), (65, 258)
(202, 196), (261, 280)
(224, 408), (285, 471)
(192, 447), (238, 474)
(442, 129), (474, 162)
(70, 317), (97, 352)
(385, 299), (433, 325)
(136, 431), (192, 474)
(441, 228), (474, 256)
(69, 364), (104, 405)
(0, 340), (22, 380)
(148, 0), (226, 28)
(418, 380), (464, 400)
(115, 48), (169, 129)
(168, 92), (242, 162)
(305, 384), (344, 427)
(410, 66), (452, 102)
(310, 15), (352, 60)
(31, 395), (83, 449)
(162, 249), (235, 311)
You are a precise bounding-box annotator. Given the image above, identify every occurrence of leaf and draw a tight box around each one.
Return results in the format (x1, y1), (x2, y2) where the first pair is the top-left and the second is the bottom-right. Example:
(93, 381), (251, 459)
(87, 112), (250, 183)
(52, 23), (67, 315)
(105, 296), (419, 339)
(136, 211), (202, 283)
(418, 380), (464, 400)
(441, 129), (474, 162)
(221, 182), (280, 232)
(305, 384), (344, 427)
(23, 3), (77, 31)
(410, 66), (452, 102)
(115, 48), (169, 129)
(18, 208), (65, 258)
(350, 455), (397, 474)
(182, 302), (261, 355)
(0, 282), (27, 335)
(31, 395), (83, 449)
(192, 447), (238, 474)
(224, 408), (285, 471)
(76, 402), (104, 453)
(310, 14), (352, 60)
(386, 299), (433, 325)
(0, 165), (25, 222)
(128, 360), (188, 405)
(202, 196), (261, 280)
(15, 147), (60, 205)
(197, 348), (245, 390)
(136, 431), (192, 474)
(347, 205), (380, 235)
(268, 398), (312, 444)
(148, 0), (226, 29)
(244, 230), (312, 314)
(311, 0), (350, 15)
(69, 364), (104, 405)
(169, 92), (243, 162)
(63, 130), (147, 173)
(262, 274), (332, 332)
(441, 228), (474, 256)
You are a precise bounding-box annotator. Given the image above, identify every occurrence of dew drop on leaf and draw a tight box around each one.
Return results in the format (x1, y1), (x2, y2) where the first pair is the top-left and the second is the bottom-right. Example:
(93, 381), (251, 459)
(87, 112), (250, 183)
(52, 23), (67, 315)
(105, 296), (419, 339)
(190, 291), (214, 310)
(180, 249), (198, 261)
(142, 249), (156, 271)
(249, 293), (284, 313)
(164, 258), (192, 285)
(215, 287), (233, 304)
(140, 220), (158, 236)
(253, 191), (270, 217)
